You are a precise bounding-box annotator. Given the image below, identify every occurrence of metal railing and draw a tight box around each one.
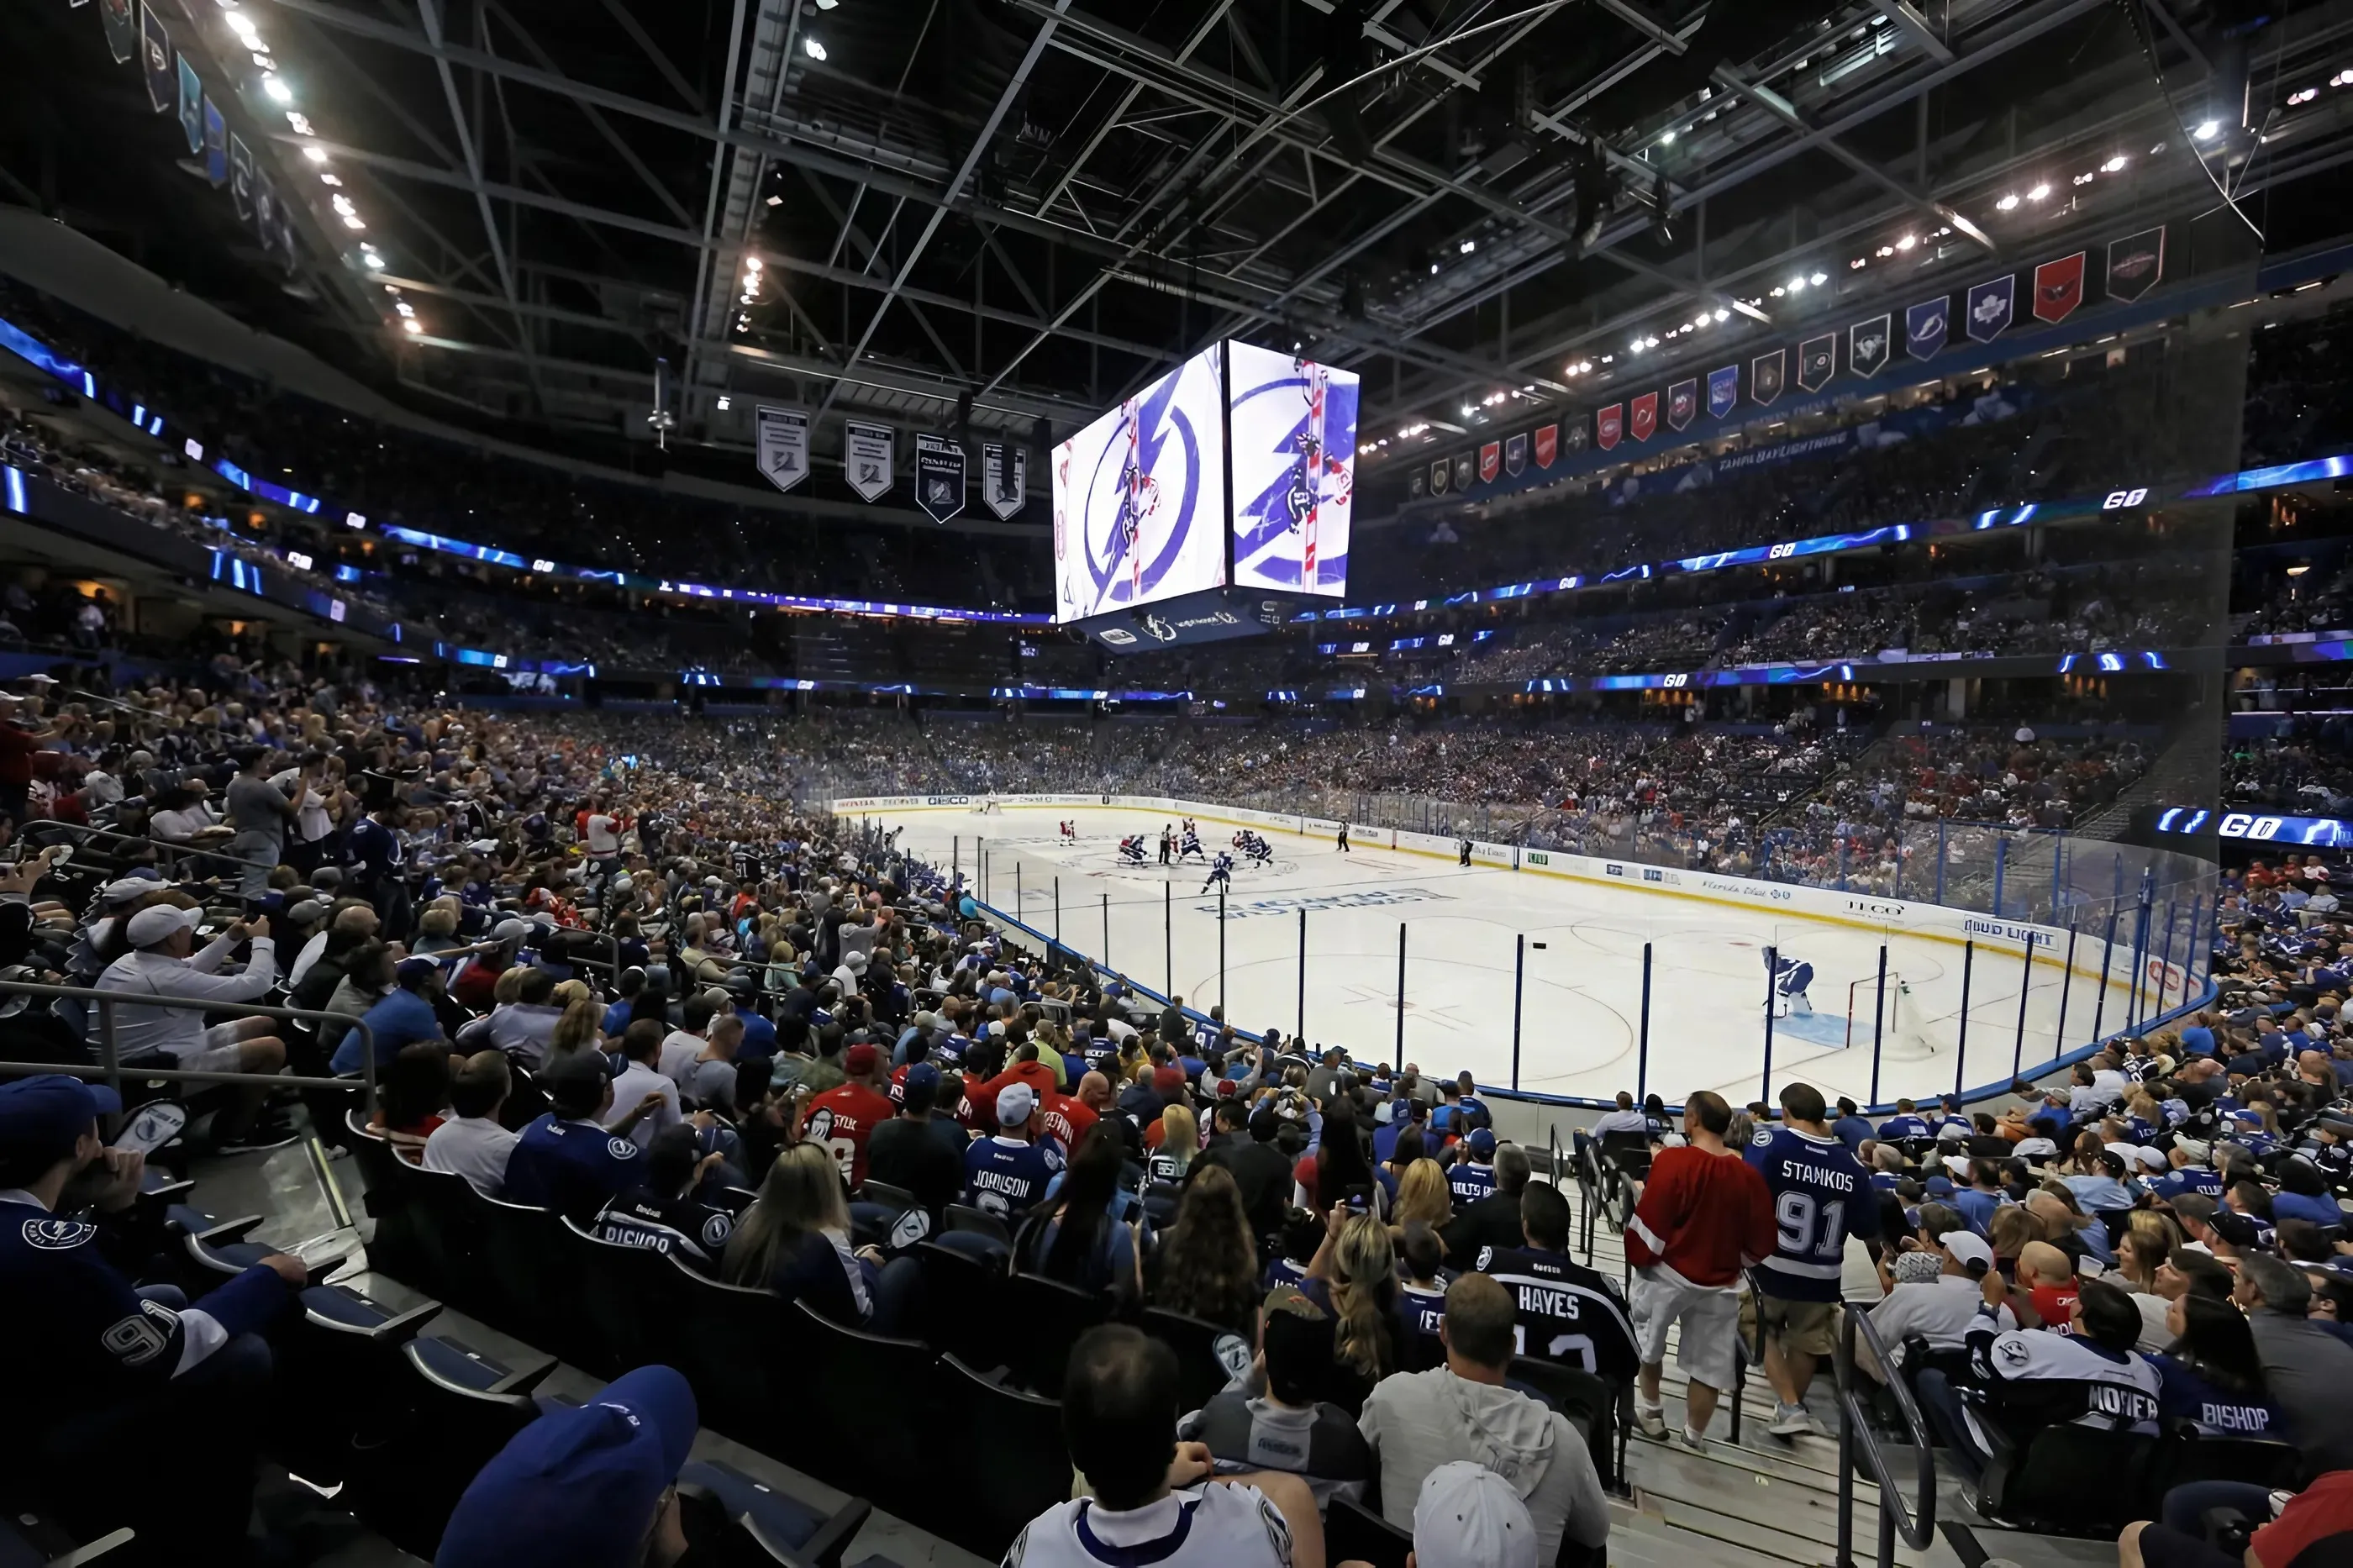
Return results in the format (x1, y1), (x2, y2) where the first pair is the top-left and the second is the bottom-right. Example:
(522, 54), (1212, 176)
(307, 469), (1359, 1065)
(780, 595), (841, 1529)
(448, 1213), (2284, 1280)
(1834, 1306), (1936, 1568)
(0, 979), (379, 1112)
(20, 818), (259, 875)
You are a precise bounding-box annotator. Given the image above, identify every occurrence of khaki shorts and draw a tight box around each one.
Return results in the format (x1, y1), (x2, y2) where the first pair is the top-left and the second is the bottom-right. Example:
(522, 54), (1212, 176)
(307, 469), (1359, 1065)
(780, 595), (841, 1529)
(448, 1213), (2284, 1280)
(1753, 1293), (1840, 1356)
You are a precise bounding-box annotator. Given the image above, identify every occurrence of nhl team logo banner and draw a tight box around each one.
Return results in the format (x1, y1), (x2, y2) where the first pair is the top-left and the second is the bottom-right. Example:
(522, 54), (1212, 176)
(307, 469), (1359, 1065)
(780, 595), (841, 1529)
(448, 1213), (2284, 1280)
(754, 405), (808, 494)
(203, 95), (227, 187)
(1408, 467), (1427, 498)
(1429, 459), (1450, 495)
(1596, 403), (1623, 450)
(1629, 391), (1657, 443)
(1905, 297), (1949, 360)
(98, 0), (135, 65)
(2034, 250), (2087, 324)
(1750, 350), (1784, 406)
(1561, 418), (1589, 453)
(228, 131), (254, 222)
(139, 3), (172, 113)
(2106, 225), (2166, 303)
(252, 170), (277, 255)
(843, 420), (895, 502)
(1503, 432), (1527, 476)
(915, 433), (966, 524)
(1666, 378), (1696, 432)
(1478, 441), (1500, 483)
(1848, 313), (1891, 378)
(1797, 334), (1835, 392)
(1533, 424), (1558, 468)
(1451, 455), (1473, 490)
(1707, 365), (1739, 420)
(982, 441), (1027, 519)
(1966, 273), (2014, 342)
(176, 54), (203, 155)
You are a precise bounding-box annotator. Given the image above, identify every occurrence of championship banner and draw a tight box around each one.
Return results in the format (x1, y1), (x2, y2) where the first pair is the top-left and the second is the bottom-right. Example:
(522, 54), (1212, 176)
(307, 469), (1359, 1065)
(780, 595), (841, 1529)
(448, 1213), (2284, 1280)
(1408, 467), (1427, 497)
(176, 53), (203, 155)
(139, 3), (172, 113)
(1629, 391), (1657, 443)
(2034, 250), (2086, 324)
(1596, 403), (1623, 450)
(228, 131), (254, 221)
(1451, 454), (1472, 491)
(1751, 350), (1784, 406)
(1533, 424), (1558, 468)
(915, 433), (966, 523)
(1478, 441), (1499, 483)
(203, 94), (227, 186)
(1905, 297), (1948, 360)
(1429, 458), (1450, 495)
(982, 441), (1027, 518)
(98, 0), (135, 64)
(754, 405), (808, 494)
(2106, 226), (2165, 303)
(1707, 365), (1739, 420)
(1797, 334), (1835, 392)
(1966, 273), (2014, 342)
(1849, 314), (1891, 378)
(843, 421), (894, 502)
(1666, 378), (1696, 431)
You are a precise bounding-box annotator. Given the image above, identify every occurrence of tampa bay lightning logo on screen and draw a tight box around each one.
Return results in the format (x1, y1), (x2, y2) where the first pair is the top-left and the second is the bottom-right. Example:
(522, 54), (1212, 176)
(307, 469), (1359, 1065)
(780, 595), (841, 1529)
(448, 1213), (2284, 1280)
(1228, 341), (1358, 596)
(1076, 371), (1206, 609)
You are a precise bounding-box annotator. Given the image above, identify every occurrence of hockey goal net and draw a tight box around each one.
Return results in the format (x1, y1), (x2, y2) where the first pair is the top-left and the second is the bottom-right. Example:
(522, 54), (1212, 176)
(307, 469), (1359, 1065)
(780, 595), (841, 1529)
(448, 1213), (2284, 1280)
(1845, 973), (1941, 1060)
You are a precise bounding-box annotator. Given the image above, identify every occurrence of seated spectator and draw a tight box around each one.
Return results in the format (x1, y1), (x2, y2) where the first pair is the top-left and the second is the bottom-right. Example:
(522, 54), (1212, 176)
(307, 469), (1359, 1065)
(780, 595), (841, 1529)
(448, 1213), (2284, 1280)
(1303, 1211), (1403, 1413)
(865, 1061), (964, 1223)
(594, 1123), (735, 1271)
(1478, 1181), (1638, 1381)
(1442, 1140), (1534, 1271)
(1392, 1157), (1455, 1236)
(2148, 1292), (2281, 1437)
(2235, 1252), (2353, 1471)
(1396, 1220), (1451, 1362)
(2017, 1239), (2082, 1331)
(335, 955), (448, 1075)
(1008, 1323), (1324, 1567)
(423, 1050), (520, 1193)
(1150, 1164), (1264, 1338)
(1858, 1229), (2013, 1385)
(605, 1018), (683, 1151)
(1403, 1461), (1549, 1568)
(722, 1142), (916, 1333)
(1357, 1272), (1612, 1566)
(962, 1079), (1063, 1226)
(1016, 1120), (1142, 1303)
(1179, 1283), (1374, 1507)
(371, 1039), (452, 1157)
(2119, 1471), (2353, 1568)
(435, 1364), (697, 1568)
(1195, 1101), (1300, 1244)
(503, 1051), (647, 1217)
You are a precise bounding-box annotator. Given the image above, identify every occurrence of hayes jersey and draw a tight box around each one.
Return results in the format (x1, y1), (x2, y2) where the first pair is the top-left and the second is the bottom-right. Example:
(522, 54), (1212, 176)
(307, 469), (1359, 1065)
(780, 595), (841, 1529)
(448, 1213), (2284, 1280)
(1477, 1244), (1640, 1379)
(1745, 1125), (1878, 1302)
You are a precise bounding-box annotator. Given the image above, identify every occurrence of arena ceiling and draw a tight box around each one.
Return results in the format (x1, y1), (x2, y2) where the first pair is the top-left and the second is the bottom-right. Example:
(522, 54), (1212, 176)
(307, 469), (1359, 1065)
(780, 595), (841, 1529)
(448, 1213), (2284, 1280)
(7, 0), (2353, 472)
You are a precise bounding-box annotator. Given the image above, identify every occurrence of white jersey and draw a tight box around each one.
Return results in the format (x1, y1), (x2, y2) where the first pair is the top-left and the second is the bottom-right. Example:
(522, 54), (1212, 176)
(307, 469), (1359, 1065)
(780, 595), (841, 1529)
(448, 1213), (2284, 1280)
(1006, 1485), (1293, 1568)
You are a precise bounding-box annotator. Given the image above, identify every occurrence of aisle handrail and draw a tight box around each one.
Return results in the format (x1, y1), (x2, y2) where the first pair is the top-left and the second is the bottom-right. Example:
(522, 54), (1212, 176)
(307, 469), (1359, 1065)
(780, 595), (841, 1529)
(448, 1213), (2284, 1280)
(1835, 1305), (1936, 1568)
(0, 978), (379, 1111)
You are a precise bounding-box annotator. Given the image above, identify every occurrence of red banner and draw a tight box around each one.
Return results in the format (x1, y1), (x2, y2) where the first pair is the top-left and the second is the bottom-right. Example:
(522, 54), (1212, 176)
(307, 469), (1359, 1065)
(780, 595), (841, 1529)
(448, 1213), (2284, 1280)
(1597, 403), (1623, 450)
(1629, 392), (1658, 443)
(2034, 251), (2086, 324)
(1478, 441), (1500, 482)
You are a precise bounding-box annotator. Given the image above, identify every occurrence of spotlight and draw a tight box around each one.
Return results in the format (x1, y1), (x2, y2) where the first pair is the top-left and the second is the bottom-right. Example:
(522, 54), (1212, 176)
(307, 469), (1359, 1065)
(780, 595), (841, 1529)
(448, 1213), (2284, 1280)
(1809, 271), (1827, 287)
(803, 35), (827, 60)
(1995, 192), (2019, 211)
(361, 252), (383, 269)
(2102, 154), (2128, 172)
(1459, 239), (1476, 255)
(401, 318), (421, 334)
(2195, 119), (2221, 139)
(261, 74), (292, 103)
(2028, 182), (2050, 199)
(303, 145), (327, 163)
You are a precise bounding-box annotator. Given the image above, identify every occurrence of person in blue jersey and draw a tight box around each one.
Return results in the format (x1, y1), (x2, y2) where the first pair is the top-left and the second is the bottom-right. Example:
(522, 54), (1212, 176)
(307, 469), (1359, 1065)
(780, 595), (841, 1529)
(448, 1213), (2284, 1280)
(1745, 1083), (1880, 1435)
(1447, 1127), (1500, 1206)
(1876, 1097), (1932, 1141)
(1769, 951), (1815, 1016)
(2271, 1157), (2344, 1231)
(2147, 1292), (2282, 1438)
(1477, 1181), (1640, 1384)
(1952, 1158), (2013, 1237)
(1200, 850), (1234, 896)
(1829, 1097), (1874, 1151)
(345, 793), (411, 934)
(2148, 1138), (2222, 1203)
(592, 1123), (736, 1274)
(0, 1075), (308, 1559)
(503, 1050), (650, 1218)
(961, 1079), (1064, 1229)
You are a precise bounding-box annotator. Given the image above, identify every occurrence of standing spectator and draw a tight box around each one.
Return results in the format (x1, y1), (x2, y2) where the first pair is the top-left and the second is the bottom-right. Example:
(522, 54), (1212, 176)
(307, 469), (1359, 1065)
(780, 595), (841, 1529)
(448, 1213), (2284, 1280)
(1625, 1089), (1775, 1450)
(1193, 1100), (1294, 1244)
(223, 746), (303, 908)
(1357, 1273), (1612, 1566)
(96, 904), (287, 1150)
(1745, 1082), (1879, 1435)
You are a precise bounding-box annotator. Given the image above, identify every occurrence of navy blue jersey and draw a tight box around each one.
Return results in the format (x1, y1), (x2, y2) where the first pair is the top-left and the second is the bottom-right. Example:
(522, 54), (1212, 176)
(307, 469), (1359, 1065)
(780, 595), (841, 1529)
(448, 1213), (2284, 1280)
(1477, 1244), (1640, 1379)
(1877, 1113), (1931, 1140)
(2148, 1355), (2282, 1438)
(2149, 1166), (2223, 1203)
(503, 1114), (645, 1216)
(961, 1134), (1064, 1220)
(1745, 1126), (1878, 1302)
(593, 1188), (734, 1271)
(1448, 1160), (1498, 1206)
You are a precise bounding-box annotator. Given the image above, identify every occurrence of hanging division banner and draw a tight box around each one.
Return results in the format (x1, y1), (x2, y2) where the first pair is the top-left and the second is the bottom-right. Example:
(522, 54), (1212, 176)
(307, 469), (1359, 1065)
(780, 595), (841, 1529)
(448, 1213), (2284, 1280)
(1905, 297), (1948, 360)
(1966, 273), (2014, 342)
(176, 53), (203, 154)
(2034, 250), (2087, 324)
(203, 94), (227, 186)
(754, 406), (809, 493)
(1849, 314), (1891, 378)
(843, 420), (895, 502)
(229, 131), (254, 220)
(1797, 333), (1835, 392)
(98, 0), (136, 64)
(1503, 432), (1526, 476)
(1666, 378), (1697, 432)
(139, 2), (172, 112)
(1532, 424), (1558, 468)
(915, 433), (966, 524)
(2107, 226), (2166, 303)
(982, 441), (1027, 518)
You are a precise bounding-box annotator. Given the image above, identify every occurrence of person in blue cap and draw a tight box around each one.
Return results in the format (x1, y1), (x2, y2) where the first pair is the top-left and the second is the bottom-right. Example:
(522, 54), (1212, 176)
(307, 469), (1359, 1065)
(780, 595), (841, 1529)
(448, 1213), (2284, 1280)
(1447, 1127), (1501, 1206)
(435, 1364), (699, 1568)
(0, 1074), (307, 1556)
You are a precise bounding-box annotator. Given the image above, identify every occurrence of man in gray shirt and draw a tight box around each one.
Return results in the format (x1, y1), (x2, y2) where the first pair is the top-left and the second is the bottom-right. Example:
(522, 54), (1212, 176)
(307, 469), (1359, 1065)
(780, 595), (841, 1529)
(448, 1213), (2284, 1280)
(224, 747), (305, 905)
(2237, 1253), (2353, 1472)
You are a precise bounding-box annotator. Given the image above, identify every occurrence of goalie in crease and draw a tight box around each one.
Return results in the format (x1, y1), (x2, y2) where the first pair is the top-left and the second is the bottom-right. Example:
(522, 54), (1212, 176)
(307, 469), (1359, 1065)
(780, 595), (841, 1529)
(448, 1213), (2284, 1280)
(1769, 950), (1817, 1018)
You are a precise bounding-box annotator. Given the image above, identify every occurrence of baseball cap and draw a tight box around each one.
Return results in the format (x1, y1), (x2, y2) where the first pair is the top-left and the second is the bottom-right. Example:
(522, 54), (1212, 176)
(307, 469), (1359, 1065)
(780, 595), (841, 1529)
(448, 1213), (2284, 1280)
(903, 1063), (940, 1103)
(1943, 1154), (1974, 1178)
(0, 1074), (121, 1166)
(844, 1042), (881, 1078)
(912, 1010), (938, 1034)
(97, 873), (161, 906)
(493, 917), (533, 942)
(2209, 1211), (2264, 1249)
(124, 904), (202, 947)
(1943, 1231), (1996, 1272)
(436, 1365), (697, 1568)
(997, 1081), (1037, 1128)
(1467, 1127), (1498, 1156)
(2173, 1137), (2213, 1164)
(395, 955), (440, 987)
(1410, 1460), (1540, 1568)
(1924, 1175), (1956, 1198)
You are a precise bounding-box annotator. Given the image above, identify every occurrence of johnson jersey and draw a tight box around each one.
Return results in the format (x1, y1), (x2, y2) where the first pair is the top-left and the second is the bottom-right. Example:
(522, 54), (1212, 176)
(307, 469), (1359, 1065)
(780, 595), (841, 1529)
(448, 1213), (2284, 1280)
(1447, 1159), (1498, 1206)
(1477, 1244), (1640, 1380)
(801, 1081), (898, 1191)
(593, 1188), (734, 1270)
(962, 1134), (1066, 1220)
(0, 1194), (290, 1423)
(1745, 1126), (1879, 1302)
(503, 1114), (646, 1217)
(1006, 1484), (1293, 1568)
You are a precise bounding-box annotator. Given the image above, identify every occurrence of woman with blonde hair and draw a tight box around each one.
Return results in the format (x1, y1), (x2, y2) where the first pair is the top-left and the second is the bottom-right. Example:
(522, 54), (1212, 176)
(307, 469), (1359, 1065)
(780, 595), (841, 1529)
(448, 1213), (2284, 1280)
(546, 997), (603, 1060)
(1306, 1211), (1400, 1413)
(2113, 1211), (2182, 1294)
(1148, 1102), (1199, 1185)
(721, 1143), (914, 1332)
(1390, 1156), (1454, 1234)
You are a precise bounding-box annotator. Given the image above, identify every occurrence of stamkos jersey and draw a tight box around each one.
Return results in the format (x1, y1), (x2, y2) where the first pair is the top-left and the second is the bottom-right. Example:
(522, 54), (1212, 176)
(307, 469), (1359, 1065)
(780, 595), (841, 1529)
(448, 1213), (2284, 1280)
(1962, 1310), (2161, 1443)
(1447, 1159), (1498, 1206)
(962, 1134), (1065, 1220)
(1745, 1125), (1879, 1302)
(503, 1114), (645, 1216)
(1006, 1485), (1293, 1568)
(1477, 1244), (1640, 1380)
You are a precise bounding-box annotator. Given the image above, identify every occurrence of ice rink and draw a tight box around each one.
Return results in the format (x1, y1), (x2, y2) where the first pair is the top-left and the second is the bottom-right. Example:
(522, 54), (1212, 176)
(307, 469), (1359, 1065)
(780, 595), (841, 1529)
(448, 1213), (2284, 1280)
(866, 804), (2179, 1108)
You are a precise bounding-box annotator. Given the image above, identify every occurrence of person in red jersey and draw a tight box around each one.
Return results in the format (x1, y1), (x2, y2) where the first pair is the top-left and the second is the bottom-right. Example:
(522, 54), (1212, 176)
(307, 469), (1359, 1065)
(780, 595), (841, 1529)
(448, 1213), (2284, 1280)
(800, 1041), (896, 1192)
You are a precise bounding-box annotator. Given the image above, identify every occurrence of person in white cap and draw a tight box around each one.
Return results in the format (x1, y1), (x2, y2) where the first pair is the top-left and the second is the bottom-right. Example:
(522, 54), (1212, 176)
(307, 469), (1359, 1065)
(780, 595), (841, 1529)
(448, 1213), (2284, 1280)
(95, 904), (288, 1149)
(1855, 1229), (2013, 1386)
(1408, 1460), (1543, 1568)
